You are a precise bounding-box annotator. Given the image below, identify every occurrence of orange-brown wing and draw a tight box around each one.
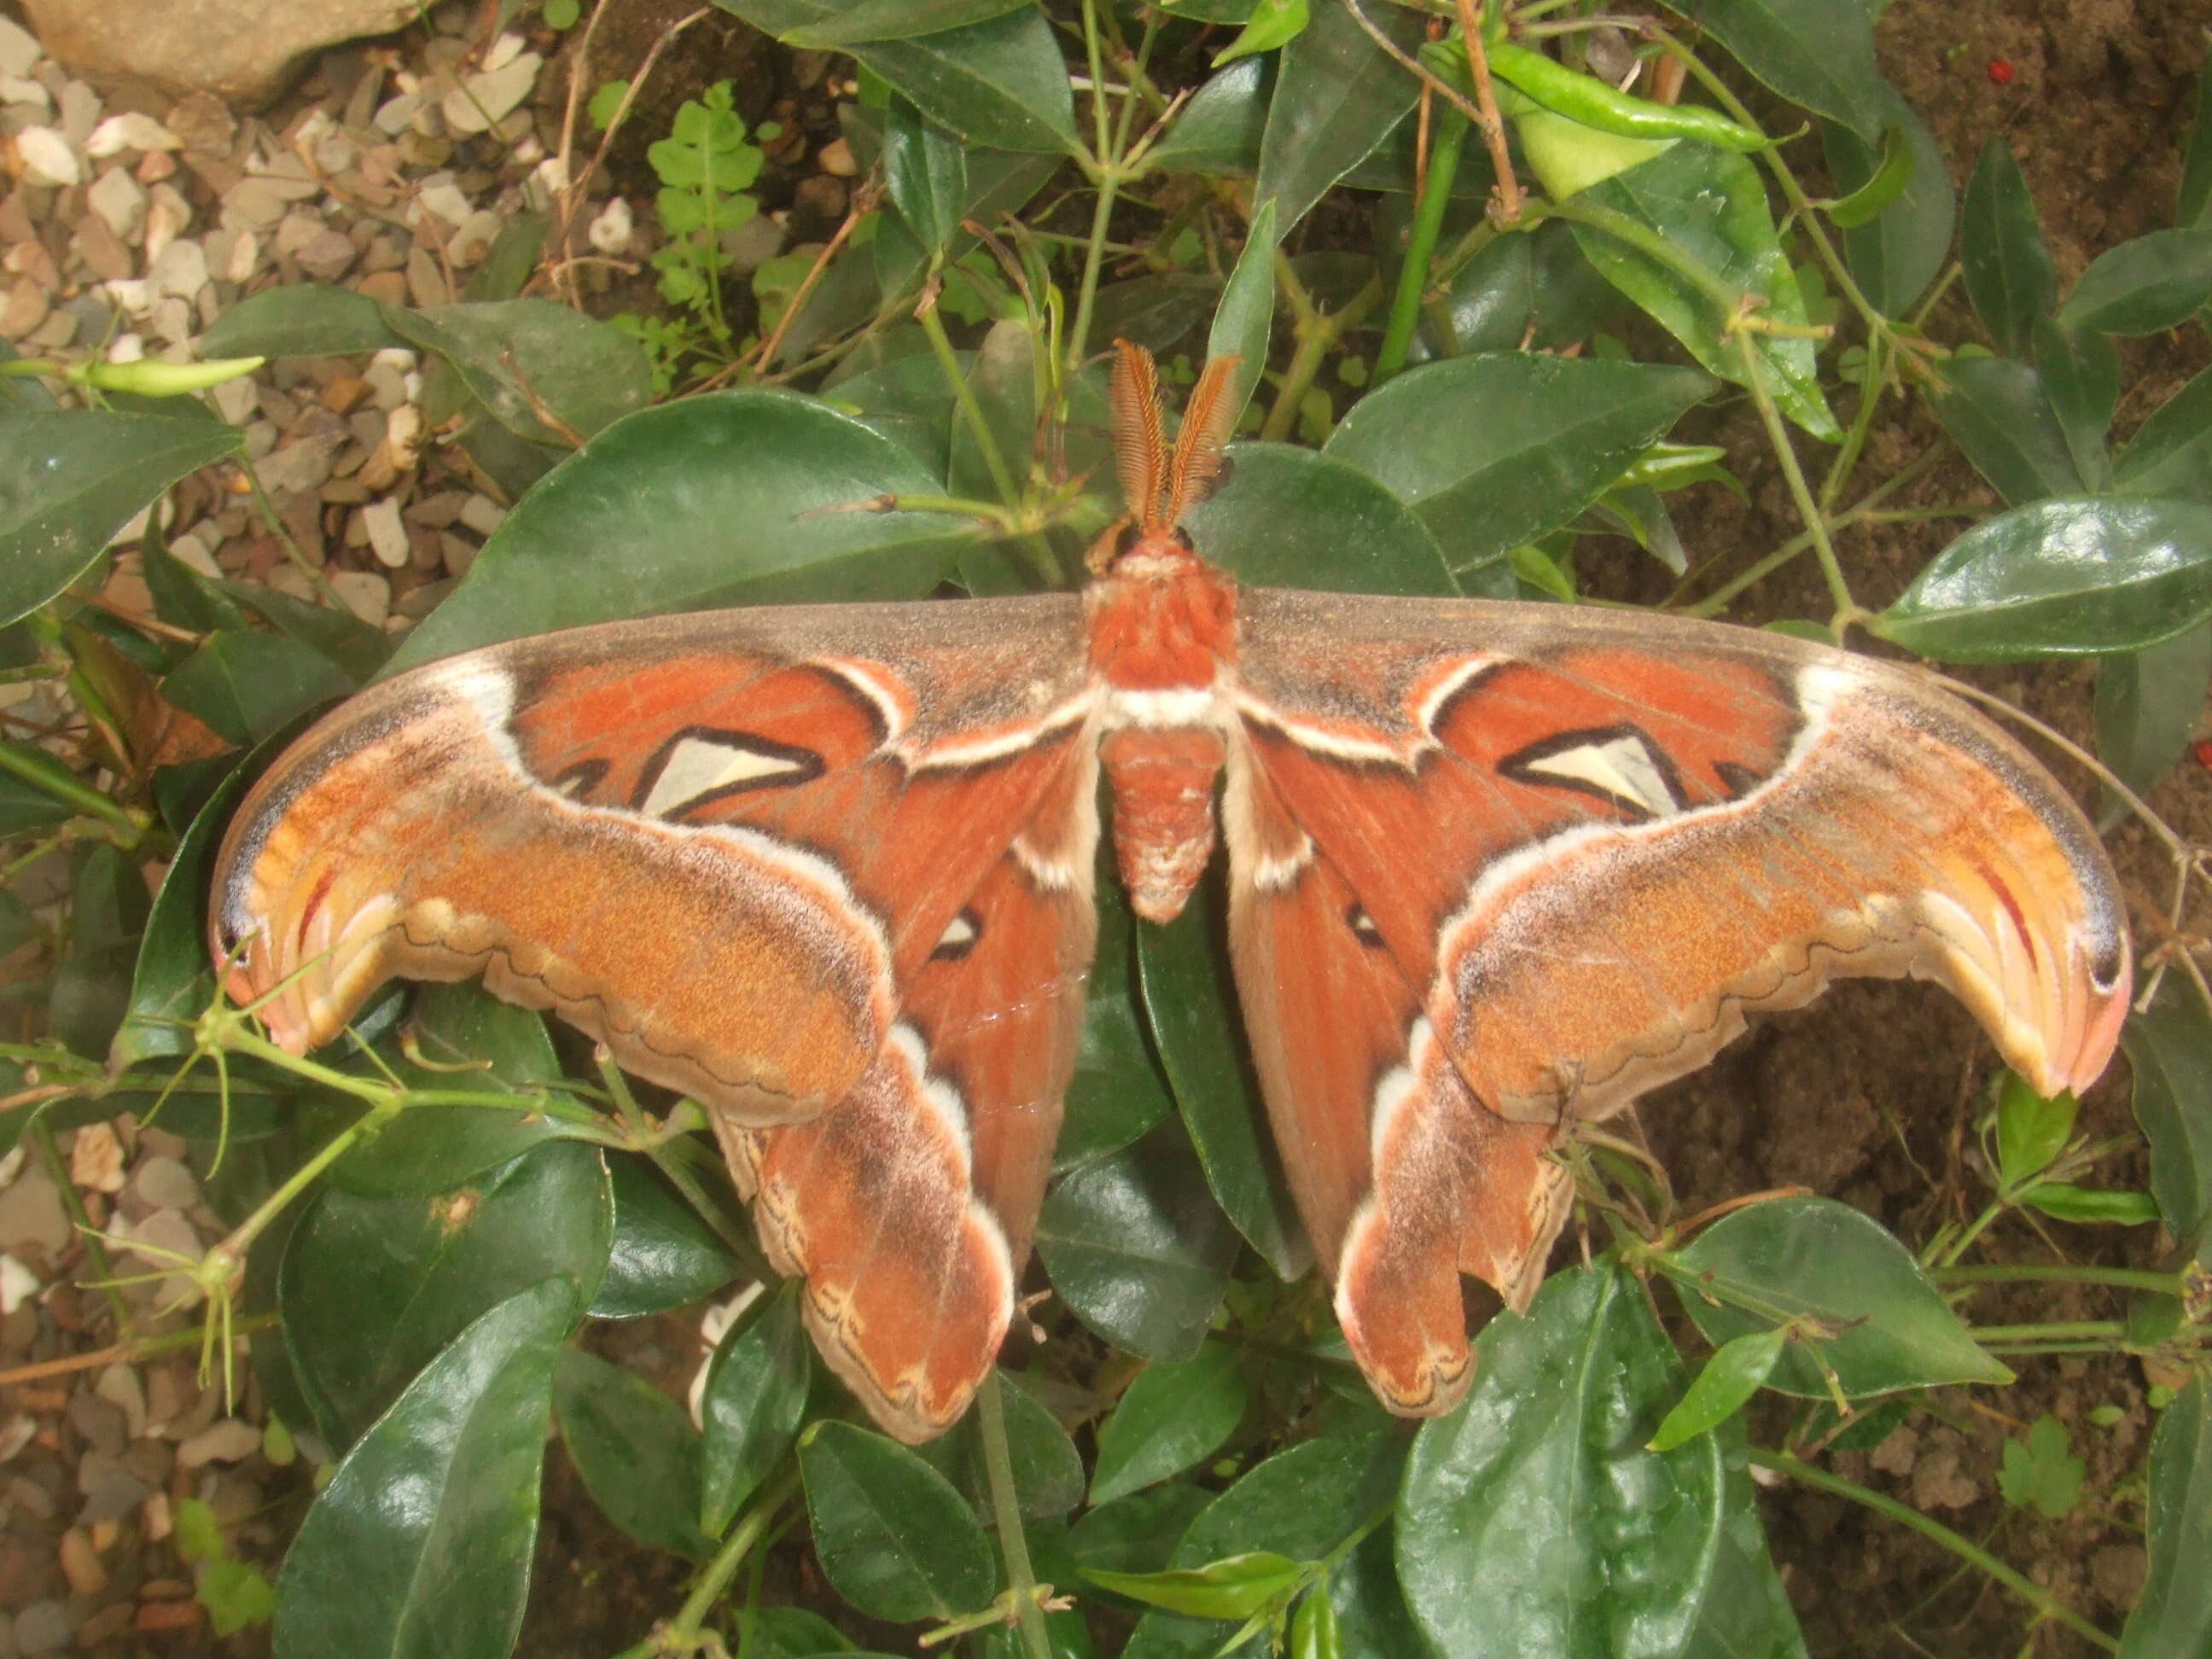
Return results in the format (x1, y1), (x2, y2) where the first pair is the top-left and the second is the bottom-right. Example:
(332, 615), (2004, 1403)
(211, 594), (1101, 1440)
(1225, 589), (2130, 1417)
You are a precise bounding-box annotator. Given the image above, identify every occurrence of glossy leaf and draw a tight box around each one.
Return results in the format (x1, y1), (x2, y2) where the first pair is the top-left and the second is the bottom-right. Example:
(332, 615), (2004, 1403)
(2183, 43), (2212, 227)
(554, 1348), (714, 1558)
(0, 755), (73, 837)
(2059, 227), (2212, 336)
(1690, 0), (1885, 137)
(281, 1141), (614, 1446)
(0, 410), (242, 626)
(882, 96), (967, 256)
(1068, 1483), (1214, 1582)
(1876, 496), (2212, 660)
(2122, 981), (2212, 1263)
(1150, 57), (1270, 177)
(591, 1154), (746, 1318)
(1035, 1124), (1239, 1362)
(785, 0), (1031, 47)
(161, 631), (353, 747)
(2096, 625), (2212, 814)
(798, 1420), (995, 1622)
(2119, 1377), (2212, 1658)
(2031, 317), (2119, 489)
(272, 1277), (577, 1659)
(1929, 355), (2082, 506)
(49, 842), (148, 1060)
(1324, 354), (1714, 573)
(1137, 882), (1307, 1278)
(1571, 144), (1839, 441)
(390, 394), (974, 670)
(197, 283), (405, 357)
(2114, 364), (2212, 503)
(1291, 1586), (1341, 1659)
(324, 982), (584, 1198)
(1058, 879), (1177, 1168)
(1993, 1071), (2078, 1189)
(1253, 0), (1418, 235)
(1086, 1553), (1302, 1621)
(922, 1372), (1086, 1522)
(1185, 444), (1454, 595)
(1673, 1196), (2011, 1397)
(1960, 138), (2058, 357)
(1425, 218), (1621, 359)
(1649, 1328), (1786, 1452)
(1398, 1264), (1805, 1658)
(1820, 96), (1951, 316)
(2020, 1183), (2161, 1225)
(1208, 198), (1278, 430)
(218, 579), (389, 683)
(1091, 1341), (1249, 1505)
(701, 1286), (812, 1534)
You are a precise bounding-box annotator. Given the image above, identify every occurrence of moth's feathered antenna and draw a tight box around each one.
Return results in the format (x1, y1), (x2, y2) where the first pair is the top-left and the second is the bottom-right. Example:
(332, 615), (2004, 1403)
(1110, 339), (1170, 531)
(1164, 353), (1243, 528)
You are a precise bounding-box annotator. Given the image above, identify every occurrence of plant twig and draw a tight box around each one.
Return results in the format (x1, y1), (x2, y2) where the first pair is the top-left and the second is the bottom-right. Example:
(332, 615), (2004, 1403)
(977, 1371), (1054, 1659)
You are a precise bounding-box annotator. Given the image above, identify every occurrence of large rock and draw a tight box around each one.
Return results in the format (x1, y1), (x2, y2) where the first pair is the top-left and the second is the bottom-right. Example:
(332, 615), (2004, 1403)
(20, 0), (420, 108)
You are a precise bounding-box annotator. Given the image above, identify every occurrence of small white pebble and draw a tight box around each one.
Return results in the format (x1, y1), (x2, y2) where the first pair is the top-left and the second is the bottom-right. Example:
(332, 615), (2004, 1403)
(329, 568), (390, 626)
(457, 493), (505, 537)
(587, 196), (633, 256)
(15, 125), (79, 187)
(87, 112), (181, 156)
(384, 405), (425, 470)
(0, 1254), (40, 1317)
(361, 495), (410, 567)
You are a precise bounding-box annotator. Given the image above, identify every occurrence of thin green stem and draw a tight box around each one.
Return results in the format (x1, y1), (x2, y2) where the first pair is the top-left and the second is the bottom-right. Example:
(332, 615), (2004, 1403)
(0, 741), (144, 842)
(1938, 1264), (2186, 1296)
(615, 1464), (803, 1656)
(1970, 1320), (2128, 1345)
(34, 1118), (131, 1332)
(917, 299), (1020, 507)
(1751, 1450), (2119, 1652)
(1260, 260), (1384, 441)
(1937, 1200), (2006, 1270)
(1377, 108), (1470, 380)
(237, 453), (341, 606)
(979, 1371), (1053, 1659)
(1731, 331), (1860, 626)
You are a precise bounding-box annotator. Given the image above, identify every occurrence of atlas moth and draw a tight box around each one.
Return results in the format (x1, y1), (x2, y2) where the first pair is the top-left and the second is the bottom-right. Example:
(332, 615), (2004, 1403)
(211, 342), (2129, 1442)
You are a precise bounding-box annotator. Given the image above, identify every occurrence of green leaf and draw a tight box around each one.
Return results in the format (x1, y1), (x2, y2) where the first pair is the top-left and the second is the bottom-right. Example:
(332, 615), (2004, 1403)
(2120, 1376), (2212, 1657)
(591, 1155), (746, 1318)
(1214, 0), (1307, 67)
(1136, 882), (1308, 1279)
(1398, 1264), (1805, 1658)
(1059, 880), (1178, 1168)
(921, 1373), (1086, 1522)
(1998, 1413), (2084, 1519)
(1253, 0), (1418, 236)
(848, 8), (1080, 154)
(1184, 444), (1454, 593)
(798, 1420), (995, 1621)
(1035, 1125), (1238, 1362)
(1648, 1327), (1786, 1452)
(1086, 1552), (1303, 1621)
(700, 1286), (812, 1534)
(1960, 138), (2058, 357)
(2096, 625), (2212, 814)
(1994, 1070), (2078, 1189)
(1818, 122), (1912, 229)
(1149, 57), (1270, 178)
(2182, 42), (2212, 227)
(1876, 496), (2212, 660)
(1687, 0), (1887, 138)
(1091, 1341), (1249, 1505)
(0, 753), (74, 838)
(1426, 218), (1622, 359)
(783, 0), (1031, 46)
(1069, 1483), (1213, 1582)
(1571, 143), (1839, 441)
(2124, 978), (2212, 1262)
(281, 1141), (614, 1446)
(272, 1277), (577, 1659)
(1324, 354), (1714, 573)
(2020, 1183), (2162, 1225)
(1207, 198), (1278, 431)
(554, 1348), (714, 1558)
(2031, 317), (2120, 489)
(1290, 1585), (1342, 1659)
(2060, 228), (2212, 336)
(324, 983), (584, 1197)
(1828, 100), (1955, 318)
(1672, 1196), (2011, 1397)
(882, 96), (968, 255)
(391, 393), (973, 670)
(160, 631), (353, 746)
(198, 284), (407, 357)
(0, 410), (242, 626)
(219, 579), (390, 683)
(2114, 364), (2212, 504)
(1929, 354), (2083, 506)
(50, 842), (150, 1061)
